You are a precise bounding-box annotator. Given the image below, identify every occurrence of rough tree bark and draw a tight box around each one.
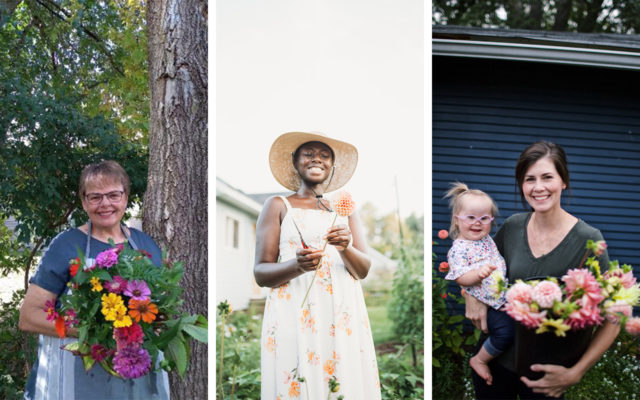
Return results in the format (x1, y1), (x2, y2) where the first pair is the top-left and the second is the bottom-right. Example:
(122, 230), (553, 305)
(144, 0), (207, 399)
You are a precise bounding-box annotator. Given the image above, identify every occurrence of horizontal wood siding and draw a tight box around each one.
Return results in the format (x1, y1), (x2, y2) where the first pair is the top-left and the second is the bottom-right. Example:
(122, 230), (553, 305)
(433, 57), (640, 319)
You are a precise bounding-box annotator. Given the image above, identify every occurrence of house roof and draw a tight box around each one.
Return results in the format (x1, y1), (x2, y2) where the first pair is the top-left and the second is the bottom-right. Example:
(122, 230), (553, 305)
(216, 177), (263, 217)
(432, 25), (640, 70)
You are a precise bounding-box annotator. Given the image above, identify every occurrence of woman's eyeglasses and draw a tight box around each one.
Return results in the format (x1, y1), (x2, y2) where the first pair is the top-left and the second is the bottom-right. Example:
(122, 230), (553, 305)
(85, 190), (124, 205)
(455, 215), (494, 225)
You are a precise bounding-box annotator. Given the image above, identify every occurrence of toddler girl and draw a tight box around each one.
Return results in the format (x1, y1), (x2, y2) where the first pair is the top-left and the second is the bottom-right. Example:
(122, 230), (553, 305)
(444, 182), (513, 386)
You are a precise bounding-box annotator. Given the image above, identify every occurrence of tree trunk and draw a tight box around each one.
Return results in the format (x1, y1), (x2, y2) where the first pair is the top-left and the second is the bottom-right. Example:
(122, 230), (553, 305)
(553, 0), (573, 31)
(144, 1), (208, 399)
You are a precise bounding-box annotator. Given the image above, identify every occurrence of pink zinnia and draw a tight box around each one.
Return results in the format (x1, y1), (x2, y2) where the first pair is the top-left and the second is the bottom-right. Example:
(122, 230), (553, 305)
(625, 317), (640, 336)
(504, 300), (546, 329)
(96, 248), (119, 268)
(104, 276), (128, 294)
(90, 344), (112, 362)
(114, 321), (144, 350)
(113, 345), (151, 379)
(532, 280), (562, 308)
(124, 280), (151, 301)
(43, 299), (58, 322)
(506, 281), (533, 304)
(64, 309), (78, 327)
(605, 301), (632, 324)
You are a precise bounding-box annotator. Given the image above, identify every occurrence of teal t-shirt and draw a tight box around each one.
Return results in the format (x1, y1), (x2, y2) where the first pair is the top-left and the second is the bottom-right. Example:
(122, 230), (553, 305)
(493, 212), (609, 371)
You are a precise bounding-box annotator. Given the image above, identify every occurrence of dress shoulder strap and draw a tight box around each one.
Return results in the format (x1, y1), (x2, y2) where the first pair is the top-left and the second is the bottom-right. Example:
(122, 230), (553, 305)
(279, 195), (292, 210)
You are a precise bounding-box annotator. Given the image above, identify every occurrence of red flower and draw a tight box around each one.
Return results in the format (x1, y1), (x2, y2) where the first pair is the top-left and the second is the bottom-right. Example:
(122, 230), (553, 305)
(438, 261), (449, 273)
(438, 230), (449, 240)
(55, 315), (67, 338)
(441, 293), (447, 299)
(69, 257), (81, 277)
(138, 249), (152, 259)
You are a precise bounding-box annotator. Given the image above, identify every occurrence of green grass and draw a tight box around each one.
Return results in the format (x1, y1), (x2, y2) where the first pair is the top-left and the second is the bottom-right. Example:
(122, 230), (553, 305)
(368, 305), (395, 345)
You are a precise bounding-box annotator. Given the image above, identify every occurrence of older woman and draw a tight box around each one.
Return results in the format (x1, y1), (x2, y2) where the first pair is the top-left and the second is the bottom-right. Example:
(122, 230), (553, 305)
(465, 141), (618, 399)
(19, 160), (170, 400)
(255, 132), (381, 399)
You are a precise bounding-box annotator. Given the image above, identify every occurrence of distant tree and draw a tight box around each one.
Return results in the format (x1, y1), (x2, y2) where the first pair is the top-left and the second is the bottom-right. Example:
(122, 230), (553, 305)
(433, 0), (640, 34)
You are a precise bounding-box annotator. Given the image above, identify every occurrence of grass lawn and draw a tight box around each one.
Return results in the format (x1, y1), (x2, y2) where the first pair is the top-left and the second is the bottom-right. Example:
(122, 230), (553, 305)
(367, 305), (395, 346)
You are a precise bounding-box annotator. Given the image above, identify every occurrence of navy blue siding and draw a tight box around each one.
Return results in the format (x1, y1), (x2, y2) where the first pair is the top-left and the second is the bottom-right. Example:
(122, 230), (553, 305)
(433, 57), (640, 319)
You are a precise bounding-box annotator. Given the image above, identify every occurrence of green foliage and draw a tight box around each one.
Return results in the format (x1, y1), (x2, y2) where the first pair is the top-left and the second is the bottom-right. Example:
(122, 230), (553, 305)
(378, 347), (424, 399)
(432, 0), (640, 34)
(0, 290), (37, 400)
(0, 217), (30, 276)
(216, 304), (262, 399)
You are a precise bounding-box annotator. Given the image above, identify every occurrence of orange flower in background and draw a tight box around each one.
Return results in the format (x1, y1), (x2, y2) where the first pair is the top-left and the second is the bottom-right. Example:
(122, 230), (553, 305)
(439, 261), (449, 273)
(323, 359), (336, 376)
(438, 230), (449, 240)
(265, 337), (276, 353)
(288, 381), (301, 397)
(330, 191), (356, 217)
(128, 299), (158, 323)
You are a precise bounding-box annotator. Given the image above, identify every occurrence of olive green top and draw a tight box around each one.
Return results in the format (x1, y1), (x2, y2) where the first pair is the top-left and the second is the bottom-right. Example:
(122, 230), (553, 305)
(493, 212), (609, 372)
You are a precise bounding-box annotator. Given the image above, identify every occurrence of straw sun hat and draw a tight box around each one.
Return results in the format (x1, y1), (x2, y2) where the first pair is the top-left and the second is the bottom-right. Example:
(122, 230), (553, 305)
(269, 131), (358, 192)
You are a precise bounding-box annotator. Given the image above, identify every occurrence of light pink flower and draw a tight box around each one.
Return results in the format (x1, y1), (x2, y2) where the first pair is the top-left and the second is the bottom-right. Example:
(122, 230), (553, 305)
(566, 301), (603, 330)
(593, 240), (607, 257)
(625, 317), (640, 336)
(532, 280), (562, 308)
(605, 301), (632, 324)
(506, 281), (533, 304)
(604, 268), (637, 289)
(504, 301), (546, 329)
(562, 268), (604, 306)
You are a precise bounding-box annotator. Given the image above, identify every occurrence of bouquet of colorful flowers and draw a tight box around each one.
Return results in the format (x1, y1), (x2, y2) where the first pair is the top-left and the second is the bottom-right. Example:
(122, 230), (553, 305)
(503, 240), (640, 337)
(44, 243), (207, 379)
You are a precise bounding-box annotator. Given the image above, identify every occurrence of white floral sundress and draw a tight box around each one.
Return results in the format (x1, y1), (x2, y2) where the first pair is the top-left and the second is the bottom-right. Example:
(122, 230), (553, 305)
(260, 196), (381, 400)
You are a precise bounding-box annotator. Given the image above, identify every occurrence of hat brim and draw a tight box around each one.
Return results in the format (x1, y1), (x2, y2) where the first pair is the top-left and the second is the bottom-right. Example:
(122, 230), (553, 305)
(269, 132), (358, 192)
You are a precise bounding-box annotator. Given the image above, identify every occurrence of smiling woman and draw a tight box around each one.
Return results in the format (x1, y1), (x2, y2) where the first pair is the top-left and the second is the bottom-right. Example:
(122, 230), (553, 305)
(18, 160), (171, 400)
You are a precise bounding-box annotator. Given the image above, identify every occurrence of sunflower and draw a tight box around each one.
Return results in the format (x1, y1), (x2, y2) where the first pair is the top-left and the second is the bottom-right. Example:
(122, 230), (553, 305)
(128, 299), (159, 323)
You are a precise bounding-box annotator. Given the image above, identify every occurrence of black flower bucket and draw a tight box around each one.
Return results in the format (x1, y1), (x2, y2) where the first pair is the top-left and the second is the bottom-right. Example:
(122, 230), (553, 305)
(514, 322), (593, 380)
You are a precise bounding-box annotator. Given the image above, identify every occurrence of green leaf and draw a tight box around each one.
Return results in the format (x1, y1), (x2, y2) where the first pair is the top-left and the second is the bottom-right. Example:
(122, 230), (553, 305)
(182, 323), (208, 343)
(82, 355), (96, 372)
(153, 317), (182, 349)
(95, 269), (112, 281)
(166, 336), (188, 378)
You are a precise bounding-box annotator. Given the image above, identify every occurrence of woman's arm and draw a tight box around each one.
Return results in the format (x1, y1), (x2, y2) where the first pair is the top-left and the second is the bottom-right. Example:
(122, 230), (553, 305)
(521, 320), (620, 397)
(253, 197), (324, 288)
(19, 284), (77, 337)
(325, 211), (371, 279)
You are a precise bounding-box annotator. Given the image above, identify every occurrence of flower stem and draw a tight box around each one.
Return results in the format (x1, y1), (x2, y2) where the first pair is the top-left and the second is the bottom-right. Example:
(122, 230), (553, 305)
(301, 213), (338, 308)
(578, 248), (591, 269)
(218, 314), (226, 399)
(230, 364), (237, 400)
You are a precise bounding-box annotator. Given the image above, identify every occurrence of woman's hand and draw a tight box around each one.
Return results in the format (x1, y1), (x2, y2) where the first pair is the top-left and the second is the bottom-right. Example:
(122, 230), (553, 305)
(463, 292), (489, 333)
(324, 224), (351, 251)
(296, 247), (325, 272)
(521, 364), (581, 398)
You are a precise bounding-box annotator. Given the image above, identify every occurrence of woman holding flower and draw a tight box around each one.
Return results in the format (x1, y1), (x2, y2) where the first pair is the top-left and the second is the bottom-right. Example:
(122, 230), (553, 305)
(19, 160), (170, 399)
(464, 141), (618, 399)
(254, 132), (380, 399)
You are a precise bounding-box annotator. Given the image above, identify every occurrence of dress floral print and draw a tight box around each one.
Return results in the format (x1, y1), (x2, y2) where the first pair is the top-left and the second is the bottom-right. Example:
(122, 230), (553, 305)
(261, 197), (381, 399)
(445, 236), (508, 309)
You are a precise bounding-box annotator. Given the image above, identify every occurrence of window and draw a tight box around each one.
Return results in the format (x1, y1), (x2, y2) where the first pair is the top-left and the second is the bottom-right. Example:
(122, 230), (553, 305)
(226, 216), (239, 249)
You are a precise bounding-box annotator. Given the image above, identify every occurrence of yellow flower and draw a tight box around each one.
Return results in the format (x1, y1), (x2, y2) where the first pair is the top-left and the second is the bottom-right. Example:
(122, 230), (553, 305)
(613, 286), (640, 306)
(101, 293), (126, 321)
(536, 318), (571, 337)
(113, 308), (133, 328)
(90, 277), (103, 292)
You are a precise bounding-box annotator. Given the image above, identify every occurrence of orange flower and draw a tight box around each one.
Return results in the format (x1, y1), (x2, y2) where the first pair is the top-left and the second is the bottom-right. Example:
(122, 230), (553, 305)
(330, 191), (356, 217)
(323, 359), (336, 375)
(69, 257), (81, 277)
(55, 314), (67, 338)
(438, 261), (449, 273)
(266, 337), (276, 352)
(288, 381), (301, 397)
(438, 230), (449, 240)
(326, 284), (333, 294)
(128, 299), (158, 323)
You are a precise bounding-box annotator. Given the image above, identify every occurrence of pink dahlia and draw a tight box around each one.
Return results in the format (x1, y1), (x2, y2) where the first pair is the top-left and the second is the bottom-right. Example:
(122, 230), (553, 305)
(604, 268), (637, 289)
(104, 276), (128, 294)
(506, 281), (533, 304)
(562, 268), (604, 306)
(96, 248), (119, 268)
(593, 240), (607, 257)
(504, 300), (546, 329)
(124, 280), (151, 301)
(566, 302), (603, 330)
(531, 280), (563, 308)
(605, 301), (632, 324)
(625, 317), (640, 336)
